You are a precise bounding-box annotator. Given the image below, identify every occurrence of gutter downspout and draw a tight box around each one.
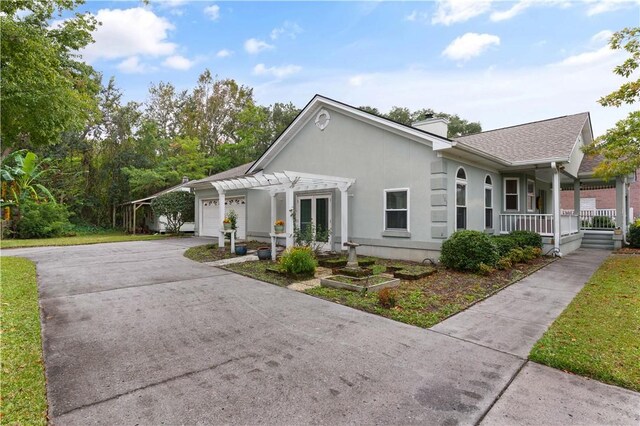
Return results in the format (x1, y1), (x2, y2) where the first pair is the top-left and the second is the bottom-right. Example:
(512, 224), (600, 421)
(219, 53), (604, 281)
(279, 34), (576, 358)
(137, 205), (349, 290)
(551, 162), (562, 257)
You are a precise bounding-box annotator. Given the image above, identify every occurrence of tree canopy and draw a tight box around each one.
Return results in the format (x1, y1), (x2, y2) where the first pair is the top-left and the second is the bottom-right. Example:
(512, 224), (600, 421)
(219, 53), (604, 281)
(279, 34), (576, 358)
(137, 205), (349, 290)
(584, 27), (640, 179)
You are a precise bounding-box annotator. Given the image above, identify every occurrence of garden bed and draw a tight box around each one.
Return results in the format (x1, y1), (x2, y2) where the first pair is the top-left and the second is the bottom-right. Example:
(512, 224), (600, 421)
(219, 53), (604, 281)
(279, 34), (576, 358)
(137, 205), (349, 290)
(320, 275), (400, 292)
(183, 241), (266, 262)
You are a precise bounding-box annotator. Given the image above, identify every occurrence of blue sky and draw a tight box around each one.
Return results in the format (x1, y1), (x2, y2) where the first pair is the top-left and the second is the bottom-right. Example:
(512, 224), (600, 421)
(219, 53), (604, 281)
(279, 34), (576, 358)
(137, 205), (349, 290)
(70, 0), (638, 136)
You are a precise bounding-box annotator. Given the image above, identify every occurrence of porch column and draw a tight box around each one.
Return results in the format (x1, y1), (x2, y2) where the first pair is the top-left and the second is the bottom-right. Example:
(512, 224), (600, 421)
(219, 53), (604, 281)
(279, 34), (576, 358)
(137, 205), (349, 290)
(270, 192), (277, 232)
(340, 186), (349, 251)
(552, 162), (561, 255)
(132, 203), (137, 234)
(616, 177), (627, 234)
(217, 187), (226, 248)
(573, 179), (580, 221)
(285, 187), (294, 248)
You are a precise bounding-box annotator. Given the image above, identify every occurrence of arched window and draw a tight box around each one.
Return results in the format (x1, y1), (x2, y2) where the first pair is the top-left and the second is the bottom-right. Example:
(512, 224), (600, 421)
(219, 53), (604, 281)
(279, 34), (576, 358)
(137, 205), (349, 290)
(485, 175), (493, 229)
(456, 167), (467, 230)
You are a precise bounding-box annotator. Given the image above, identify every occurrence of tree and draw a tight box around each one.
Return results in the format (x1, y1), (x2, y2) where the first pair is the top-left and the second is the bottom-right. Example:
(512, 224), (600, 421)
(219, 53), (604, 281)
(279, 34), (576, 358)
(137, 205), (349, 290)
(583, 27), (640, 179)
(0, 0), (100, 150)
(151, 191), (195, 234)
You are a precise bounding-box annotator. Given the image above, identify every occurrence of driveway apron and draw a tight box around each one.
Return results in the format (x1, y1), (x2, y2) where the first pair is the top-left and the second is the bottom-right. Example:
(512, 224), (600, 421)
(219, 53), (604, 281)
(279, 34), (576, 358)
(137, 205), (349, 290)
(5, 241), (639, 425)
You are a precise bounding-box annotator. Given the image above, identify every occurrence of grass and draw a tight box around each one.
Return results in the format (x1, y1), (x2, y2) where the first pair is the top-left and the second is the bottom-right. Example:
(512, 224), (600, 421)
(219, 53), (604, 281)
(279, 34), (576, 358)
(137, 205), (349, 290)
(307, 256), (554, 329)
(1, 230), (171, 249)
(530, 254), (640, 392)
(223, 260), (298, 287)
(183, 241), (267, 263)
(0, 257), (48, 425)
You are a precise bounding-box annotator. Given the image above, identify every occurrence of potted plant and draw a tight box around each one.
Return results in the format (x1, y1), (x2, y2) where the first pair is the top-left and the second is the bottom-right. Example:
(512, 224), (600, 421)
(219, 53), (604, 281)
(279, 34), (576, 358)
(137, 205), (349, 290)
(235, 244), (247, 256)
(274, 219), (285, 233)
(257, 247), (271, 260)
(223, 217), (232, 230)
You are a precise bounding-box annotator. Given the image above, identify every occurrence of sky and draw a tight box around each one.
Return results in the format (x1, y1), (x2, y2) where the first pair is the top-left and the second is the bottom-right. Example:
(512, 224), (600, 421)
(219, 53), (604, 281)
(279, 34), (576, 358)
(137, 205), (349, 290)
(65, 0), (639, 136)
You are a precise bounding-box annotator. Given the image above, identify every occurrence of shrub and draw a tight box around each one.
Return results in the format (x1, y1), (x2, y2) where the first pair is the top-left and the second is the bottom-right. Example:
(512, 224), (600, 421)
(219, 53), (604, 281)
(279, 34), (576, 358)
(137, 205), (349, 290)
(591, 215), (616, 229)
(278, 246), (316, 277)
(15, 201), (72, 239)
(509, 230), (543, 249)
(151, 191), (195, 234)
(492, 235), (519, 256)
(440, 230), (500, 272)
(524, 246), (542, 261)
(496, 257), (513, 270)
(477, 263), (495, 276)
(508, 247), (525, 263)
(377, 288), (397, 309)
(628, 219), (640, 248)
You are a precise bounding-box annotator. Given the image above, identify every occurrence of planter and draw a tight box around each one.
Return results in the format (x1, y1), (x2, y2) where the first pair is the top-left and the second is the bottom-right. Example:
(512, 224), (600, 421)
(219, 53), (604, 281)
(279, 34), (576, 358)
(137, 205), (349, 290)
(235, 245), (247, 256)
(274, 225), (285, 233)
(320, 275), (400, 293)
(223, 223), (232, 230)
(257, 247), (271, 261)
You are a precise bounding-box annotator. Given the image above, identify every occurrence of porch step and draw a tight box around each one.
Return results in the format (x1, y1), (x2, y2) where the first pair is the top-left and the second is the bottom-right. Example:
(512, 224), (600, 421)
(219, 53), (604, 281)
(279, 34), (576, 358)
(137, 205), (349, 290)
(581, 231), (614, 250)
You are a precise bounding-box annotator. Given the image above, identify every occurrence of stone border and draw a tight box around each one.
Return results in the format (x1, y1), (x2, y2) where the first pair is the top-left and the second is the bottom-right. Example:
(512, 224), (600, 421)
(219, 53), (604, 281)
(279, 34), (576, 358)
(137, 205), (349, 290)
(320, 275), (400, 292)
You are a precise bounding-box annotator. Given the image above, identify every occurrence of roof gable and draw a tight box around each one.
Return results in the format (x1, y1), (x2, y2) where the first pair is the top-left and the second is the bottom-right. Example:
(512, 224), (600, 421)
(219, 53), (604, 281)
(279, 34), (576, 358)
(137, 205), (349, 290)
(454, 112), (591, 165)
(248, 95), (453, 173)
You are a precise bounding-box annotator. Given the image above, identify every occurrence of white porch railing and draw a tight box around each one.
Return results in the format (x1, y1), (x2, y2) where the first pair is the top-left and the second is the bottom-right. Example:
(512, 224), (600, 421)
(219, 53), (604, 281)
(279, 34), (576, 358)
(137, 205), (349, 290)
(499, 214), (579, 237)
(560, 209), (617, 229)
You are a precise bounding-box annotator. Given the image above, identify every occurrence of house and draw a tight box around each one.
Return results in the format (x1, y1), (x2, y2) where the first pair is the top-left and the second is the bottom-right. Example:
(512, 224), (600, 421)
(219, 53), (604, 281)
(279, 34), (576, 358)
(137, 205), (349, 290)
(187, 95), (635, 260)
(121, 177), (195, 234)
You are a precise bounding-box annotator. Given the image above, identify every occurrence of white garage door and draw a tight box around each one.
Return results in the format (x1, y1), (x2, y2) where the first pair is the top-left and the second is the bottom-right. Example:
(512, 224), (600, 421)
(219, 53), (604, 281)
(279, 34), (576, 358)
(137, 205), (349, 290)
(200, 197), (246, 239)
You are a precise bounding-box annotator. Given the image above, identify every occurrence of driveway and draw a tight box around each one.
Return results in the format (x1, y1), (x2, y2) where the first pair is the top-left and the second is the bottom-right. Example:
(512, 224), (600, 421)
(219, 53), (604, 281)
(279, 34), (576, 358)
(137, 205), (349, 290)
(6, 240), (639, 425)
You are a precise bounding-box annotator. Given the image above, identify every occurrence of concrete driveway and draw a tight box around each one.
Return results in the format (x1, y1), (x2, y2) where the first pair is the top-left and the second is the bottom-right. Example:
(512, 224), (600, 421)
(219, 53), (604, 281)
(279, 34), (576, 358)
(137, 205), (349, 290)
(6, 239), (639, 425)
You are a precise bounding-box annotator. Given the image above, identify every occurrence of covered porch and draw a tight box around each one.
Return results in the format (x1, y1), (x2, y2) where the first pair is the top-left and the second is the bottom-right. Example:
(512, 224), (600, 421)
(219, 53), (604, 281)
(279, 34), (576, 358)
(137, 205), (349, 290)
(207, 170), (355, 257)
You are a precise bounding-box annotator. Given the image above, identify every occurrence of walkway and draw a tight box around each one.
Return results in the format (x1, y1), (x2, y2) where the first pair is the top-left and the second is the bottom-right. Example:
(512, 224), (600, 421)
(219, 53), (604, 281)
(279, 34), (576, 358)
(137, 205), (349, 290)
(4, 242), (638, 425)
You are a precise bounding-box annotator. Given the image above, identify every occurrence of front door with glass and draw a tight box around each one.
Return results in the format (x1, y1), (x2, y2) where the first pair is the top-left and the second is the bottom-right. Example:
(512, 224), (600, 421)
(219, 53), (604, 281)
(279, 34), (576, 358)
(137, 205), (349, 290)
(297, 194), (331, 250)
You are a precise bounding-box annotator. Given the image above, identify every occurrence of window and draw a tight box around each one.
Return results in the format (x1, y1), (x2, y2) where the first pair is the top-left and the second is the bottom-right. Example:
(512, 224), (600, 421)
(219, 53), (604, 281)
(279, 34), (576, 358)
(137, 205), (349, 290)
(527, 179), (535, 212)
(504, 178), (519, 211)
(485, 175), (493, 229)
(456, 168), (467, 230)
(385, 189), (408, 230)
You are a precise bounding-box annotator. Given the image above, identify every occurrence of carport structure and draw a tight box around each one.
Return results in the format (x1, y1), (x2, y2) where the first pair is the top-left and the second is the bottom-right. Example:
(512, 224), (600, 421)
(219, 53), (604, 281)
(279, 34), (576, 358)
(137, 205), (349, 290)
(206, 170), (355, 250)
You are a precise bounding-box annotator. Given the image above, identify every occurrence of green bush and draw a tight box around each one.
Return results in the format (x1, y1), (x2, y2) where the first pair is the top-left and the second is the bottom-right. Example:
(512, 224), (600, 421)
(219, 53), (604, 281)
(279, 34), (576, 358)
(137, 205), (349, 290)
(591, 215), (616, 229)
(15, 201), (72, 239)
(477, 262), (495, 276)
(508, 247), (526, 263)
(509, 230), (543, 248)
(496, 257), (513, 270)
(279, 246), (316, 277)
(151, 191), (195, 234)
(492, 235), (519, 256)
(628, 219), (640, 248)
(440, 230), (500, 272)
(523, 246), (542, 261)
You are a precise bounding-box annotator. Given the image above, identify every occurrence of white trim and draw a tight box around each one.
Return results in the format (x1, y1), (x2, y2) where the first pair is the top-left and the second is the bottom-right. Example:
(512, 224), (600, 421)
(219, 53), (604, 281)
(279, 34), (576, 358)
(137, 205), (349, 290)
(485, 174), (493, 229)
(384, 188), (410, 232)
(527, 178), (536, 212)
(504, 177), (520, 212)
(455, 167), (467, 230)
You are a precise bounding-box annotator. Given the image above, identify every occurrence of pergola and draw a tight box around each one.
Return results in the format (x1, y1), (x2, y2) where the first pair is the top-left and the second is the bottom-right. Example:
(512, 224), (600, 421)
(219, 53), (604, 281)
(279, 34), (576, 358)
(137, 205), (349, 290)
(208, 170), (355, 250)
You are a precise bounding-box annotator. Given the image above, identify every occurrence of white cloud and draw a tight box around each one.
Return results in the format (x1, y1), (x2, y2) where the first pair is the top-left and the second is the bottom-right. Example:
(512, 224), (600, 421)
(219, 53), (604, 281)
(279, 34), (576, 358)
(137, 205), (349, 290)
(216, 49), (232, 58)
(80, 8), (176, 62)
(591, 30), (614, 45)
(442, 33), (500, 61)
(404, 10), (429, 22)
(553, 46), (616, 67)
(270, 21), (302, 40)
(348, 75), (367, 87)
(204, 4), (220, 21)
(244, 38), (274, 54)
(585, 0), (640, 15)
(162, 55), (194, 70)
(253, 63), (302, 79)
(432, 0), (493, 25)
(490, 0), (532, 21)
(117, 56), (147, 74)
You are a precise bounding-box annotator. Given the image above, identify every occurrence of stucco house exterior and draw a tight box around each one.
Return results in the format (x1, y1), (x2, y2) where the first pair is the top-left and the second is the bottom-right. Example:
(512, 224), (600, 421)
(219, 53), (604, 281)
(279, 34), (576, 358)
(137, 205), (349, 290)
(187, 95), (634, 260)
(121, 177), (195, 234)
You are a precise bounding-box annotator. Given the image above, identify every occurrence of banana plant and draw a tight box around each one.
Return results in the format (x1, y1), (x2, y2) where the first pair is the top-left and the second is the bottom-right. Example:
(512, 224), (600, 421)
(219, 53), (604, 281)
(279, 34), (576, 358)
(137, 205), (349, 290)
(1, 150), (55, 210)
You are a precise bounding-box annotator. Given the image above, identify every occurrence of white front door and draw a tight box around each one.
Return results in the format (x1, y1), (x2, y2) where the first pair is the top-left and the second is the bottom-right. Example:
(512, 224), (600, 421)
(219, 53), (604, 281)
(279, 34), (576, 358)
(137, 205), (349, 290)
(296, 194), (331, 250)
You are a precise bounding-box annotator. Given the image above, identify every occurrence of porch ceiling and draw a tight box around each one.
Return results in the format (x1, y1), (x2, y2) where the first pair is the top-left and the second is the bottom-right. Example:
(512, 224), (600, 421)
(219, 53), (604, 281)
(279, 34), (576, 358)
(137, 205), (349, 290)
(209, 170), (355, 193)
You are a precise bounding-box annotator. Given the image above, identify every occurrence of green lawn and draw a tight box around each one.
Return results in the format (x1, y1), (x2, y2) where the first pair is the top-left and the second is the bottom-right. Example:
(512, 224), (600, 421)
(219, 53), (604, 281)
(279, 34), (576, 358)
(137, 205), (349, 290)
(1, 231), (170, 249)
(530, 254), (640, 392)
(0, 257), (48, 425)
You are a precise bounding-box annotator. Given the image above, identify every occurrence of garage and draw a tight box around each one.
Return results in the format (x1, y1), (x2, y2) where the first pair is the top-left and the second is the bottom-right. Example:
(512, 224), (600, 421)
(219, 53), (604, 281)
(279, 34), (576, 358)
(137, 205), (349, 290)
(200, 196), (246, 239)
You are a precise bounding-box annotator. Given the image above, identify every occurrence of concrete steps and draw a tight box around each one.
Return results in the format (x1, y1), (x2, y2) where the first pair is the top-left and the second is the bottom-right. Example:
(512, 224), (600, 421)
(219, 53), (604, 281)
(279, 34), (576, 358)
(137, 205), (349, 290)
(581, 231), (614, 250)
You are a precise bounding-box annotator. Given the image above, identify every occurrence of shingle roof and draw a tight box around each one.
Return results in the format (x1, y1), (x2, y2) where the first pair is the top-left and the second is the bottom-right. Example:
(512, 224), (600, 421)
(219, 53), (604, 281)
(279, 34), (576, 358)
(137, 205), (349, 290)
(578, 154), (603, 175)
(189, 162), (255, 185)
(454, 112), (589, 164)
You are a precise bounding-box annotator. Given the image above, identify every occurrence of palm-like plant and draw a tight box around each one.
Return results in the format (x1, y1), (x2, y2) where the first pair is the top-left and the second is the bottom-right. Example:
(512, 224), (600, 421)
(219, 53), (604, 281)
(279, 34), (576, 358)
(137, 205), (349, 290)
(1, 150), (55, 210)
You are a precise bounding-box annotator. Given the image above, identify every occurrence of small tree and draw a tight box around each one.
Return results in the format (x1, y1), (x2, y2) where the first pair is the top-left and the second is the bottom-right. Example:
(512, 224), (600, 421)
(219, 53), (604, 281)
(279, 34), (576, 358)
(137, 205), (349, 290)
(151, 191), (195, 234)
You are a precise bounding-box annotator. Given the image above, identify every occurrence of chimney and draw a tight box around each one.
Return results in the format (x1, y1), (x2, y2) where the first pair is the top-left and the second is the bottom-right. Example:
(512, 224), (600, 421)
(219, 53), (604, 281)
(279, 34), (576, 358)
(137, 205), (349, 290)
(412, 117), (449, 138)
(182, 176), (189, 184)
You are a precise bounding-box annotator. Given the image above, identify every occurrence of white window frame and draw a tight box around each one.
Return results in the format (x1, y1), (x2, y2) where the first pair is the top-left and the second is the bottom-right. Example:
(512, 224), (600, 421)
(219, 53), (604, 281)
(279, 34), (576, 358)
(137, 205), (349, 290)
(455, 167), (467, 230)
(527, 179), (536, 212)
(504, 177), (520, 212)
(384, 188), (410, 231)
(485, 175), (493, 229)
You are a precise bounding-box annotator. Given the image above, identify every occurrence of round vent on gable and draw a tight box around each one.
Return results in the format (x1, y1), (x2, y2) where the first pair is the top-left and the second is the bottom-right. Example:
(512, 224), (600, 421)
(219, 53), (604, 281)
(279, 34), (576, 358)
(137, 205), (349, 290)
(315, 109), (331, 131)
